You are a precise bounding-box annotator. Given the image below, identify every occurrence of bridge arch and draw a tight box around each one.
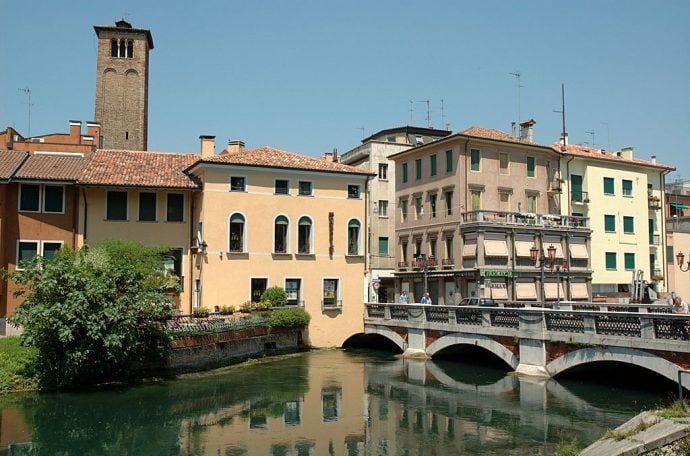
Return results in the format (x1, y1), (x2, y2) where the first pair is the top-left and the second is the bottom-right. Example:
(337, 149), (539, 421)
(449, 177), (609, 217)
(547, 346), (690, 389)
(361, 326), (407, 351)
(426, 333), (519, 370)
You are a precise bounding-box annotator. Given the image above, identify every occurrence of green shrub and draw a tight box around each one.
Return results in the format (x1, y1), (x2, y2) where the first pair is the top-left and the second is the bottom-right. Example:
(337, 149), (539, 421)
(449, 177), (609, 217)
(261, 286), (288, 307)
(240, 301), (253, 313)
(255, 300), (273, 311)
(0, 337), (38, 393)
(220, 305), (235, 315)
(268, 308), (311, 328)
(192, 307), (210, 318)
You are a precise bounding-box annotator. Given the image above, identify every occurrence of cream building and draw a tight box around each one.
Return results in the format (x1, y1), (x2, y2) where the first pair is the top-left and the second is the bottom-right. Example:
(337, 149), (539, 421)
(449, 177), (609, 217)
(556, 143), (674, 298)
(187, 137), (372, 347)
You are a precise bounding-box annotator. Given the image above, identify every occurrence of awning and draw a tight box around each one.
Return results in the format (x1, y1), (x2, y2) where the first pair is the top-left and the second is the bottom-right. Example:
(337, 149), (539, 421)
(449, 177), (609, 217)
(570, 282), (589, 300)
(484, 239), (509, 257)
(569, 243), (589, 259)
(490, 285), (509, 300)
(515, 241), (535, 258)
(671, 202), (689, 209)
(515, 282), (537, 300)
(462, 243), (477, 258)
(544, 282), (566, 300)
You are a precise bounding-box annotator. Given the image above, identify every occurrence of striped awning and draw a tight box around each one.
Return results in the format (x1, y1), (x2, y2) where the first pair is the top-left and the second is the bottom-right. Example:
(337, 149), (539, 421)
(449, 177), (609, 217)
(671, 202), (689, 209)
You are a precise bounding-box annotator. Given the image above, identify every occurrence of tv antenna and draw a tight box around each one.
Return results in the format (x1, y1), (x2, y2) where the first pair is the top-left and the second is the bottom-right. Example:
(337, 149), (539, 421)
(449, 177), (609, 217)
(586, 130), (596, 147)
(552, 83), (567, 151)
(509, 71), (523, 123)
(356, 127), (365, 138)
(440, 98), (449, 131)
(601, 122), (611, 150)
(18, 87), (34, 136)
(415, 99), (431, 127)
(408, 99), (414, 122)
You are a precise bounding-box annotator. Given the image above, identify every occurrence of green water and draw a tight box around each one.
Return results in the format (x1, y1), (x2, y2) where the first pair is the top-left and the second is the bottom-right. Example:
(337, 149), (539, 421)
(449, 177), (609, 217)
(0, 350), (673, 455)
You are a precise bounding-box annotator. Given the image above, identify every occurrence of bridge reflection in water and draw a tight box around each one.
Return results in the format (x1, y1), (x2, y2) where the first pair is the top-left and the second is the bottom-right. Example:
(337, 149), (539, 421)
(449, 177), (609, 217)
(0, 350), (668, 455)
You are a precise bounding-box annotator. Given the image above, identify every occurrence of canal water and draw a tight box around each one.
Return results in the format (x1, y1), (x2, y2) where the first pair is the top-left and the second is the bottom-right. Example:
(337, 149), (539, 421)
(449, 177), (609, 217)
(0, 349), (675, 455)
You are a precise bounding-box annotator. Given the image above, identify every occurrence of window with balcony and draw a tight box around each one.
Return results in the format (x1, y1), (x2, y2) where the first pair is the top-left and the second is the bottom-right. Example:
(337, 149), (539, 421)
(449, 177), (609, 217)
(499, 191), (510, 212)
(470, 190), (482, 211)
(527, 193), (537, 213)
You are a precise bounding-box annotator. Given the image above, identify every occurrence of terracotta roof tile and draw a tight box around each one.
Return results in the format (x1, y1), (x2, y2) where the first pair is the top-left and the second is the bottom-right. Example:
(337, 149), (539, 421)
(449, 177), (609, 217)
(14, 154), (87, 181)
(79, 150), (201, 189)
(201, 146), (373, 176)
(552, 143), (675, 170)
(460, 126), (546, 146)
(0, 150), (28, 180)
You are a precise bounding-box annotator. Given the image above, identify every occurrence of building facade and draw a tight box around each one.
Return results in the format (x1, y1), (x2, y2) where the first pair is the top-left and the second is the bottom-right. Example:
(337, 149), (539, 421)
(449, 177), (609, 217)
(94, 20), (153, 150)
(0, 121), (101, 155)
(340, 126), (451, 303)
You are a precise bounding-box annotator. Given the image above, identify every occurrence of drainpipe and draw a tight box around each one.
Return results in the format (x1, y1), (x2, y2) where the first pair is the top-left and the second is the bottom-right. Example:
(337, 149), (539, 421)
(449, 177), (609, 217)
(565, 155), (575, 216)
(660, 168), (671, 293)
(81, 188), (88, 243)
(189, 191), (196, 314)
(72, 185), (78, 249)
(464, 137), (470, 214)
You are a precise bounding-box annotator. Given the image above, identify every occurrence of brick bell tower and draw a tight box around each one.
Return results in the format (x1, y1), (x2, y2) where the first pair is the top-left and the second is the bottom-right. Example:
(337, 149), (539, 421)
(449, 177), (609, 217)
(94, 20), (153, 150)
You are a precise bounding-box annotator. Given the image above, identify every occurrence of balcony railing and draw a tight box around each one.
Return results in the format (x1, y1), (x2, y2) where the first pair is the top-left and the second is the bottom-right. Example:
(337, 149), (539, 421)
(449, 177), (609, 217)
(442, 258), (454, 268)
(398, 261), (410, 270)
(571, 191), (589, 204)
(322, 299), (342, 310)
(460, 210), (589, 229)
(649, 234), (661, 246)
(548, 179), (563, 193)
(648, 195), (661, 210)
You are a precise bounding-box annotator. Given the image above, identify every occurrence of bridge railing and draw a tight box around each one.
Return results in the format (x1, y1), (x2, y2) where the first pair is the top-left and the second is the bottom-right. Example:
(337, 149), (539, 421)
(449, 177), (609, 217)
(364, 303), (690, 341)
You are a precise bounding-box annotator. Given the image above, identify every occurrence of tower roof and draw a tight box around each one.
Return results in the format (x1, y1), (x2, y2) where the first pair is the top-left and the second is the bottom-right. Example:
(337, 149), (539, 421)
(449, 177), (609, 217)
(94, 21), (154, 49)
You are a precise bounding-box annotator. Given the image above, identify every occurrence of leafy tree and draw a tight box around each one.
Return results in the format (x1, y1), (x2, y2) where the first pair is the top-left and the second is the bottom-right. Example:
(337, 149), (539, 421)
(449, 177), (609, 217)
(261, 286), (288, 307)
(6, 240), (174, 389)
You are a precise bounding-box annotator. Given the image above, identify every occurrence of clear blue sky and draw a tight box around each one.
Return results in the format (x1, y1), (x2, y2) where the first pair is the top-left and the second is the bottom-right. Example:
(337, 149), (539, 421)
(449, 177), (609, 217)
(1, 0), (688, 180)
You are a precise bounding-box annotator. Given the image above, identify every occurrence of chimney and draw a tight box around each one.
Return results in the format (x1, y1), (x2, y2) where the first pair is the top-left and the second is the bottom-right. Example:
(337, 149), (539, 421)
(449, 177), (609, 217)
(519, 119), (536, 143)
(69, 120), (82, 139)
(323, 151), (333, 161)
(560, 132), (569, 147)
(511, 122), (516, 137)
(227, 139), (245, 154)
(199, 135), (216, 158)
(620, 147), (634, 160)
(651, 155), (657, 164)
(332, 147), (338, 162)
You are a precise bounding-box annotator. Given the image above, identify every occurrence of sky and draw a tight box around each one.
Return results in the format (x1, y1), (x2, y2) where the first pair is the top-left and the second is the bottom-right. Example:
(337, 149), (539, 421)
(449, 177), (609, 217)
(1, 0), (689, 180)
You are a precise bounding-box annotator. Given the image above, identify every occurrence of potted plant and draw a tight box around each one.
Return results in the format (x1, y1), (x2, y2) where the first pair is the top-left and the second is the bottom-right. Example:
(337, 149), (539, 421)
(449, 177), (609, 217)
(192, 307), (210, 318)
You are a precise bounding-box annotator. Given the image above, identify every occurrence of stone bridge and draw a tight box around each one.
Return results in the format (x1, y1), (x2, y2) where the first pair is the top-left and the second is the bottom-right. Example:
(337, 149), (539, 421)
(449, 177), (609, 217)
(364, 303), (690, 389)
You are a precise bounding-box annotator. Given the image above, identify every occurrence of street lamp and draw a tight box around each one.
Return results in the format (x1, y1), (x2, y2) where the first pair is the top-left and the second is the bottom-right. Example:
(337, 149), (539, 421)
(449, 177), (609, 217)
(414, 253), (434, 297)
(678, 251), (690, 272)
(530, 244), (567, 306)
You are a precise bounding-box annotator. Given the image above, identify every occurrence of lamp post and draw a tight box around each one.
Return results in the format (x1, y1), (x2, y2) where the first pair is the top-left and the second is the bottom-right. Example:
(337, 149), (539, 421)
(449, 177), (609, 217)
(415, 253), (434, 297)
(530, 244), (567, 307)
(678, 251), (690, 272)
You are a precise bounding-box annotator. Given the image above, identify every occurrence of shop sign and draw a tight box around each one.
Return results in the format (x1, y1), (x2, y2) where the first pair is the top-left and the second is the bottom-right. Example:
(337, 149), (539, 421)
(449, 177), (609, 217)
(479, 270), (513, 278)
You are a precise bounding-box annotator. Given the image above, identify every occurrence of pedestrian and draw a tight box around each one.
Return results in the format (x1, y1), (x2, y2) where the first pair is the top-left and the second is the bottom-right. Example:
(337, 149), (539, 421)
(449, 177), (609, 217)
(671, 296), (689, 339)
(672, 296), (689, 314)
(400, 291), (408, 304)
(421, 293), (432, 305)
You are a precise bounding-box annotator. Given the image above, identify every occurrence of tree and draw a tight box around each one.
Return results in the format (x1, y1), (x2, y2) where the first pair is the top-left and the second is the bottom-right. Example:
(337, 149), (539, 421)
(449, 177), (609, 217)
(6, 240), (175, 389)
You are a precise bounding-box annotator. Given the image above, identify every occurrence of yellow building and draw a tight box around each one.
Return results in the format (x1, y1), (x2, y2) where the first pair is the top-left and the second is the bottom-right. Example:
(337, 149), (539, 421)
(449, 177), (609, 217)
(187, 138), (372, 347)
(557, 143), (674, 298)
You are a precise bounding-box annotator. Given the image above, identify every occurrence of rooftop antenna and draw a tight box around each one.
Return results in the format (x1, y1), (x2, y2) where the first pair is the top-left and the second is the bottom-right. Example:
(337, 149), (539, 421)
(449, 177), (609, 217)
(440, 98), (449, 131)
(509, 71), (523, 123)
(552, 83), (567, 151)
(415, 99), (431, 127)
(408, 99), (414, 123)
(18, 87), (33, 136)
(356, 127), (365, 138)
(586, 130), (596, 147)
(601, 121), (611, 150)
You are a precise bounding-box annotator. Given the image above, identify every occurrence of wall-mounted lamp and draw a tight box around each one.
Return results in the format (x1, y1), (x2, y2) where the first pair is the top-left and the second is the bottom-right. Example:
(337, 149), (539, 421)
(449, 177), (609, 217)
(677, 251), (690, 272)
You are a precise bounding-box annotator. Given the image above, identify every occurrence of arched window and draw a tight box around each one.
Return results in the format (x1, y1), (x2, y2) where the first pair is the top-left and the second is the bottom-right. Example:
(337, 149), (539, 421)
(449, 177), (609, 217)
(274, 215), (289, 253)
(348, 219), (361, 255)
(110, 39), (118, 57)
(229, 213), (245, 252)
(298, 216), (312, 254)
(126, 40), (134, 58)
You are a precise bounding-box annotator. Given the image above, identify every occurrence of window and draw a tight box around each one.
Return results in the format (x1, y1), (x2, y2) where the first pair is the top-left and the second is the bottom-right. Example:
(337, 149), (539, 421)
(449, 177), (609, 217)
(444, 190), (453, 216)
(19, 184), (40, 212)
(275, 179), (290, 195)
(229, 213), (245, 252)
(322, 278), (339, 307)
(402, 163), (408, 183)
(386, 135), (396, 143)
(445, 150), (453, 172)
(415, 159), (422, 180)
(347, 184), (360, 199)
(604, 214), (616, 232)
(378, 163), (388, 180)
(251, 278), (268, 303)
(605, 252), (617, 270)
(415, 196), (423, 220)
(429, 238), (437, 259)
(667, 245), (675, 264)
(430, 155), (437, 176)
(106, 190), (128, 220)
(499, 153), (509, 174)
(445, 237), (454, 259)
(110, 39), (133, 58)
(622, 179), (633, 197)
(162, 248), (183, 280)
(230, 176), (246, 192)
(527, 193), (537, 213)
(17, 241), (38, 267)
(499, 191), (510, 212)
(42, 242), (62, 261)
(429, 193), (437, 218)
(401, 241), (408, 263)
(624, 252), (635, 270)
(138, 192), (157, 221)
(298, 181), (312, 196)
(43, 185), (64, 213)
(623, 216), (634, 234)
(415, 135), (423, 145)
(604, 177), (615, 195)
(348, 219), (361, 255)
(470, 190), (482, 211)
(298, 216), (312, 254)
(378, 237), (388, 255)
(527, 156), (536, 177)
(285, 278), (302, 306)
(401, 199), (408, 221)
(415, 238), (422, 256)
(470, 149), (480, 171)
(166, 193), (184, 222)
(378, 200), (388, 217)
(274, 216), (289, 253)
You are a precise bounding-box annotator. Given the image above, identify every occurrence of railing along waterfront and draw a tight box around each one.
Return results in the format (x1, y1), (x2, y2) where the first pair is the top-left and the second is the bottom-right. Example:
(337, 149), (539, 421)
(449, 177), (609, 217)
(365, 302), (690, 341)
(166, 313), (270, 338)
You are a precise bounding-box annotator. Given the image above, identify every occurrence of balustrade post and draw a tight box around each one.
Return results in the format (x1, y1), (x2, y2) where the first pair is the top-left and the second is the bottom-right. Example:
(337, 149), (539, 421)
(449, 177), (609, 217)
(640, 316), (654, 339)
(482, 310), (491, 327)
(583, 315), (596, 334)
(449, 309), (457, 325)
(384, 304), (391, 320)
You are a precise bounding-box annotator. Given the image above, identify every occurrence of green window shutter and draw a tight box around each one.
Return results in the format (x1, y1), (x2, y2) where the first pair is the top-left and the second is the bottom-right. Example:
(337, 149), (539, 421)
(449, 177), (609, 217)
(667, 245), (675, 264)
(624, 253), (635, 270)
(378, 237), (389, 255)
(605, 252), (617, 270)
(402, 163), (408, 183)
(622, 179), (633, 196)
(470, 149), (480, 171)
(623, 216), (634, 234)
(415, 159), (422, 180)
(445, 150), (453, 172)
(527, 157), (535, 177)
(604, 177), (615, 194)
(430, 155), (437, 176)
(604, 214), (616, 232)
